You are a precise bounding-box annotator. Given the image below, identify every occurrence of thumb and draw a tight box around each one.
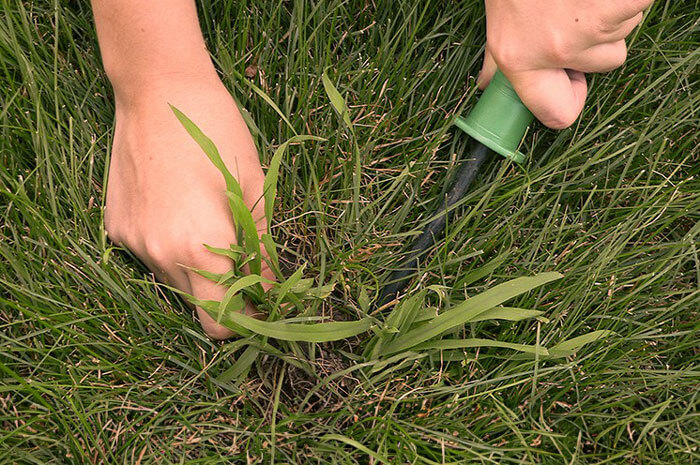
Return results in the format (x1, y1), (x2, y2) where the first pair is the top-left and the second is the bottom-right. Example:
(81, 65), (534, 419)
(477, 46), (498, 90)
(505, 68), (587, 130)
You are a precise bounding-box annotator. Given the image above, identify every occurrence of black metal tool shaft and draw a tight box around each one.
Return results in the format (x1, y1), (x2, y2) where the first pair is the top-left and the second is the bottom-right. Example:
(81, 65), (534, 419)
(378, 139), (491, 306)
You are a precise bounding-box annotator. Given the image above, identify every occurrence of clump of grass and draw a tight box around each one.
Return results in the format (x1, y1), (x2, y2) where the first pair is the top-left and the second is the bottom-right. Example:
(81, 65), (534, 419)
(170, 98), (612, 386)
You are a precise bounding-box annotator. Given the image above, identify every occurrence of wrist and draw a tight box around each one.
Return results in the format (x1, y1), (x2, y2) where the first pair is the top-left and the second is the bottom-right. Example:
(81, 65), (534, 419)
(107, 65), (220, 104)
(92, 0), (220, 103)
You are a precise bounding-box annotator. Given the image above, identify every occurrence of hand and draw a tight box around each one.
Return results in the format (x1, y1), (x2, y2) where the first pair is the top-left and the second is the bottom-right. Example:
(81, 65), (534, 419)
(479, 0), (652, 129)
(104, 76), (273, 339)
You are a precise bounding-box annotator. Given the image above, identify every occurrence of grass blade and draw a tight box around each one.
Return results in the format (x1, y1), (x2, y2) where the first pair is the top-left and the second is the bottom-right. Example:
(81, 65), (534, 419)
(382, 272), (563, 355)
(202, 305), (374, 342)
(321, 73), (353, 129)
(548, 330), (615, 358)
(217, 345), (259, 384)
(416, 338), (549, 355)
(260, 233), (281, 277)
(322, 434), (391, 464)
(225, 191), (262, 275)
(273, 263), (306, 308)
(264, 135), (324, 224)
(218, 274), (273, 314)
(170, 105), (243, 198)
(470, 307), (545, 323)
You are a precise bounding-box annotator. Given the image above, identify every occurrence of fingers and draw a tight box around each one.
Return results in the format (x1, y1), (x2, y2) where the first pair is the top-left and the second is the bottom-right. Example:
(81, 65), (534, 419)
(604, 0), (653, 24)
(603, 12), (644, 42)
(187, 237), (277, 340)
(186, 246), (239, 340)
(570, 40), (627, 73)
(184, 215), (275, 340)
(121, 231), (194, 293)
(134, 227), (235, 339)
(507, 68), (587, 129)
(477, 47), (498, 90)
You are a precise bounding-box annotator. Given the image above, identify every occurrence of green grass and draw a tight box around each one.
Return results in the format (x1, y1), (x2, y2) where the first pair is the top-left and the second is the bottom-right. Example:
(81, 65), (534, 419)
(1, 0), (699, 463)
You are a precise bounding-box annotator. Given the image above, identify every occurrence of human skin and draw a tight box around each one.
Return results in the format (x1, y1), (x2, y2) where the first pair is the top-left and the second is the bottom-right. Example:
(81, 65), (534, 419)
(92, 0), (273, 339)
(479, 0), (653, 129)
(91, 0), (650, 340)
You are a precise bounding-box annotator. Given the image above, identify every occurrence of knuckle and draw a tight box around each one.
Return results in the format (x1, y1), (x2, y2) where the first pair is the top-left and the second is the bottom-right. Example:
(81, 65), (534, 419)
(144, 218), (236, 272)
(178, 236), (206, 263)
(181, 232), (236, 271)
(242, 173), (266, 206)
(635, 0), (654, 11)
(248, 170), (265, 189)
(143, 237), (172, 269)
(178, 239), (211, 268)
(489, 42), (519, 72)
(547, 35), (574, 65)
(104, 209), (118, 237)
(593, 18), (617, 37)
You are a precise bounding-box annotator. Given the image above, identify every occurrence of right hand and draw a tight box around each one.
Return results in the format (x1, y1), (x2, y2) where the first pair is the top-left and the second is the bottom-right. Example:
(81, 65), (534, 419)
(479, 0), (652, 129)
(104, 75), (274, 339)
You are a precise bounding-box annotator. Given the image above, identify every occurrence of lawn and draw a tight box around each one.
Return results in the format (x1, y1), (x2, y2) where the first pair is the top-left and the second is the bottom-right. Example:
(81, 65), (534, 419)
(1, 0), (698, 463)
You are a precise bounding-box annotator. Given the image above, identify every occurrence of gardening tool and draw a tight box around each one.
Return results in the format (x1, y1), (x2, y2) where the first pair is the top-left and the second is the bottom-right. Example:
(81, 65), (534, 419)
(378, 70), (535, 305)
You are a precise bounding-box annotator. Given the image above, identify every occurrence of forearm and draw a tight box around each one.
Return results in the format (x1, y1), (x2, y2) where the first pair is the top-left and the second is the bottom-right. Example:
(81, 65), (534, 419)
(91, 0), (219, 99)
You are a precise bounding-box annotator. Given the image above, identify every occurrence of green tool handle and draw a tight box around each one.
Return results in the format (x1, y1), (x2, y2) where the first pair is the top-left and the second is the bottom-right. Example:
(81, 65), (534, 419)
(455, 70), (534, 164)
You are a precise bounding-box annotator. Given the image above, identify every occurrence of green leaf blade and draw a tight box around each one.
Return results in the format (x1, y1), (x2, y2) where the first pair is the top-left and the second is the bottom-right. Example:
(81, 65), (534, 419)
(417, 338), (549, 356)
(214, 311), (373, 343)
(170, 105), (243, 198)
(321, 72), (353, 129)
(382, 272), (562, 355)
